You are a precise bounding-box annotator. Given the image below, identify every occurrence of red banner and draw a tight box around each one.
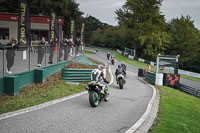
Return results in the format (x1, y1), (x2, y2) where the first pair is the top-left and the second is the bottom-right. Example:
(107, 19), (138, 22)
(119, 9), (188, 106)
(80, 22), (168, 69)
(0, 13), (64, 24)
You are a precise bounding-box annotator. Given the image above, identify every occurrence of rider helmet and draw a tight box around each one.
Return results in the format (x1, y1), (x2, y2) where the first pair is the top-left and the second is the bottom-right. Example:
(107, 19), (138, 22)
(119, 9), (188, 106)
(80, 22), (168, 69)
(97, 65), (104, 70)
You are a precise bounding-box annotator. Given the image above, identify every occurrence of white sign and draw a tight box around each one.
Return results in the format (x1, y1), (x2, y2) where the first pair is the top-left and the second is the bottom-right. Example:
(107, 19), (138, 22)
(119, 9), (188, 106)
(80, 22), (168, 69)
(23, 50), (27, 60)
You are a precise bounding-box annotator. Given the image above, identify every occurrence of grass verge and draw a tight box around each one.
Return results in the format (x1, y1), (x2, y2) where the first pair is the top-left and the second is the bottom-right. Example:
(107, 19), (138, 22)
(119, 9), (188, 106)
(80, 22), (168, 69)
(85, 50), (96, 54)
(86, 56), (105, 65)
(0, 71), (86, 114)
(113, 51), (151, 69)
(150, 86), (200, 133)
(181, 74), (200, 83)
(86, 47), (151, 69)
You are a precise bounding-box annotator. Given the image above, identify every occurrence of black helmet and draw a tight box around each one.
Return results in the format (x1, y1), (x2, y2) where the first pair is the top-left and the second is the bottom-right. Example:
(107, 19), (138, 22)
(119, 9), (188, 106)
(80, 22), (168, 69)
(118, 64), (121, 68)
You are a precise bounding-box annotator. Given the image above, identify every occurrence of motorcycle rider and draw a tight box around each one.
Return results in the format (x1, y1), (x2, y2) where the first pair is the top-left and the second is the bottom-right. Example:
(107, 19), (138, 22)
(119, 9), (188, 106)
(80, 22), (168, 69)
(107, 52), (110, 60)
(111, 55), (115, 60)
(121, 62), (126, 76)
(115, 64), (126, 84)
(111, 55), (115, 64)
(121, 62), (126, 70)
(91, 65), (110, 95)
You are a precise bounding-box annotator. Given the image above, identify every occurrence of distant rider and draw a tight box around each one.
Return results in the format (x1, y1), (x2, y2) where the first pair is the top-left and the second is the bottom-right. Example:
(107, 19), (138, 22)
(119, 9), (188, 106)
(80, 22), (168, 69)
(115, 64), (126, 84)
(107, 52), (110, 60)
(111, 55), (115, 60)
(91, 65), (110, 94)
(111, 55), (115, 63)
(121, 62), (126, 76)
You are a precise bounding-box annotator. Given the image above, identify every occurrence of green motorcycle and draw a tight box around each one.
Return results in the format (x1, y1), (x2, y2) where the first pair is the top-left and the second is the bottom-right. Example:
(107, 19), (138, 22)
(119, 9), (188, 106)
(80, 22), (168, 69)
(86, 81), (109, 107)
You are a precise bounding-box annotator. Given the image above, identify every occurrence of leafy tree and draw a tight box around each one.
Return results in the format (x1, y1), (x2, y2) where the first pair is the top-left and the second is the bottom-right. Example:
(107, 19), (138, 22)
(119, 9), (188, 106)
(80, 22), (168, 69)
(115, 0), (170, 60)
(168, 15), (200, 69)
(184, 53), (200, 73)
(84, 15), (109, 44)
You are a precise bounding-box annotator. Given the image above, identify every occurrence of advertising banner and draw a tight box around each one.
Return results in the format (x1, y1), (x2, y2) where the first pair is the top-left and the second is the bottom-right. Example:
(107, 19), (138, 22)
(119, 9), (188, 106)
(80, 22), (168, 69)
(18, 0), (31, 46)
(70, 19), (76, 42)
(49, 9), (58, 43)
(80, 22), (86, 43)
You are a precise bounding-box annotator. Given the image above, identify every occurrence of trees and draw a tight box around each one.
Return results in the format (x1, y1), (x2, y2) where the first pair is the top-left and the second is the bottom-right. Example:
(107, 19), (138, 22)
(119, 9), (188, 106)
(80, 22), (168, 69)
(89, 26), (120, 48)
(83, 15), (109, 44)
(115, 0), (170, 60)
(168, 15), (200, 69)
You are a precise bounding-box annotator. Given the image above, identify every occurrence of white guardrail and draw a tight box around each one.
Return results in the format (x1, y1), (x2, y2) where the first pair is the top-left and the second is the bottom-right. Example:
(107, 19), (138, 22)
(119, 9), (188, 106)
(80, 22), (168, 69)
(178, 69), (200, 78)
(117, 49), (200, 79)
(117, 49), (122, 54)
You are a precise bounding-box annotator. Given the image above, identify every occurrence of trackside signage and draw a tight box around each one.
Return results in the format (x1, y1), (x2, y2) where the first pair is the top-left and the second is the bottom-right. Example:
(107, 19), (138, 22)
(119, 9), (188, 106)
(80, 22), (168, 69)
(0, 13), (64, 24)
(70, 19), (77, 42)
(49, 9), (58, 43)
(18, 0), (31, 46)
(81, 22), (86, 43)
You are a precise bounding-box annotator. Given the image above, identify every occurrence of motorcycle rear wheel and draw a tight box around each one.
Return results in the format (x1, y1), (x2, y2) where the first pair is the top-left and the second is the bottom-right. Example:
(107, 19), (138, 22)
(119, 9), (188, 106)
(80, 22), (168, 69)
(119, 79), (124, 89)
(89, 91), (99, 107)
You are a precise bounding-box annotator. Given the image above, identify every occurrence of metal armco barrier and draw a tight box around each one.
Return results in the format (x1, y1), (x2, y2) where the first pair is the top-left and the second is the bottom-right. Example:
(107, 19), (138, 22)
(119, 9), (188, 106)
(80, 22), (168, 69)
(145, 71), (156, 85)
(61, 68), (93, 82)
(179, 84), (200, 98)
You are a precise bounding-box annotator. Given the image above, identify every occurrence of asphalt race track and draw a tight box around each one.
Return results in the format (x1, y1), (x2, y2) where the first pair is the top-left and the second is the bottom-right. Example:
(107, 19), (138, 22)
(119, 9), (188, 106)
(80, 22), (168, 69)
(0, 50), (154, 133)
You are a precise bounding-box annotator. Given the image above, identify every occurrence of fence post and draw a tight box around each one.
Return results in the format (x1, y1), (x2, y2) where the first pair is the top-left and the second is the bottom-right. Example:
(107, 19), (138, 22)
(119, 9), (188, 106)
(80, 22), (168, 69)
(29, 46), (31, 71)
(195, 88), (198, 97)
(45, 46), (47, 67)
(3, 49), (5, 77)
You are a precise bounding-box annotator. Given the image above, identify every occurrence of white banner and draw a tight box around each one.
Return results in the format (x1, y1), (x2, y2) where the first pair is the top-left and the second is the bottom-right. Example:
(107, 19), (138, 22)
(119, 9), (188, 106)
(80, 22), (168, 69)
(138, 58), (145, 62)
(128, 55), (134, 59)
(178, 69), (200, 78)
(117, 49), (122, 54)
(23, 50), (27, 60)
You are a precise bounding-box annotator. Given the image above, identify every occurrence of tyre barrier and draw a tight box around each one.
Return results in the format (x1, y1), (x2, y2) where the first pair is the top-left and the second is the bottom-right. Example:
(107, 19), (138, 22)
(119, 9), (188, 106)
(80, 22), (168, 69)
(61, 68), (93, 82)
(138, 68), (145, 77)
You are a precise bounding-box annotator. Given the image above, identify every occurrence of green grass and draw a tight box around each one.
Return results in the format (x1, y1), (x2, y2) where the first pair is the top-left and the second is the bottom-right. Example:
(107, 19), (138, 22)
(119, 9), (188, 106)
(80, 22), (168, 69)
(113, 51), (152, 69)
(0, 80), (86, 114)
(86, 47), (153, 69)
(181, 74), (200, 83)
(86, 56), (105, 65)
(151, 86), (200, 133)
(84, 50), (96, 54)
(86, 46), (113, 52)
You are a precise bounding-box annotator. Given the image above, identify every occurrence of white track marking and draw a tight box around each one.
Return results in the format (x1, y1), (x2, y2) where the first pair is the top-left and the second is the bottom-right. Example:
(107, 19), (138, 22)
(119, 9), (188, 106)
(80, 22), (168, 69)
(125, 78), (157, 133)
(0, 91), (87, 121)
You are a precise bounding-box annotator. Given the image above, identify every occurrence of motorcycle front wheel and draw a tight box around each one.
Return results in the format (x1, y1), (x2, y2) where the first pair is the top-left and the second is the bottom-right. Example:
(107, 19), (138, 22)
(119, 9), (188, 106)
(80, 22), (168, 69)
(119, 79), (124, 89)
(89, 91), (99, 107)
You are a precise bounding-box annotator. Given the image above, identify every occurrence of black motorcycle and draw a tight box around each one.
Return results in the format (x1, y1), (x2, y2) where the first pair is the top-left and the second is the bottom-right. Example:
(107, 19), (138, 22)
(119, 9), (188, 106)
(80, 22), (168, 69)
(116, 74), (126, 89)
(107, 55), (110, 60)
(86, 81), (109, 107)
(111, 58), (115, 65)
